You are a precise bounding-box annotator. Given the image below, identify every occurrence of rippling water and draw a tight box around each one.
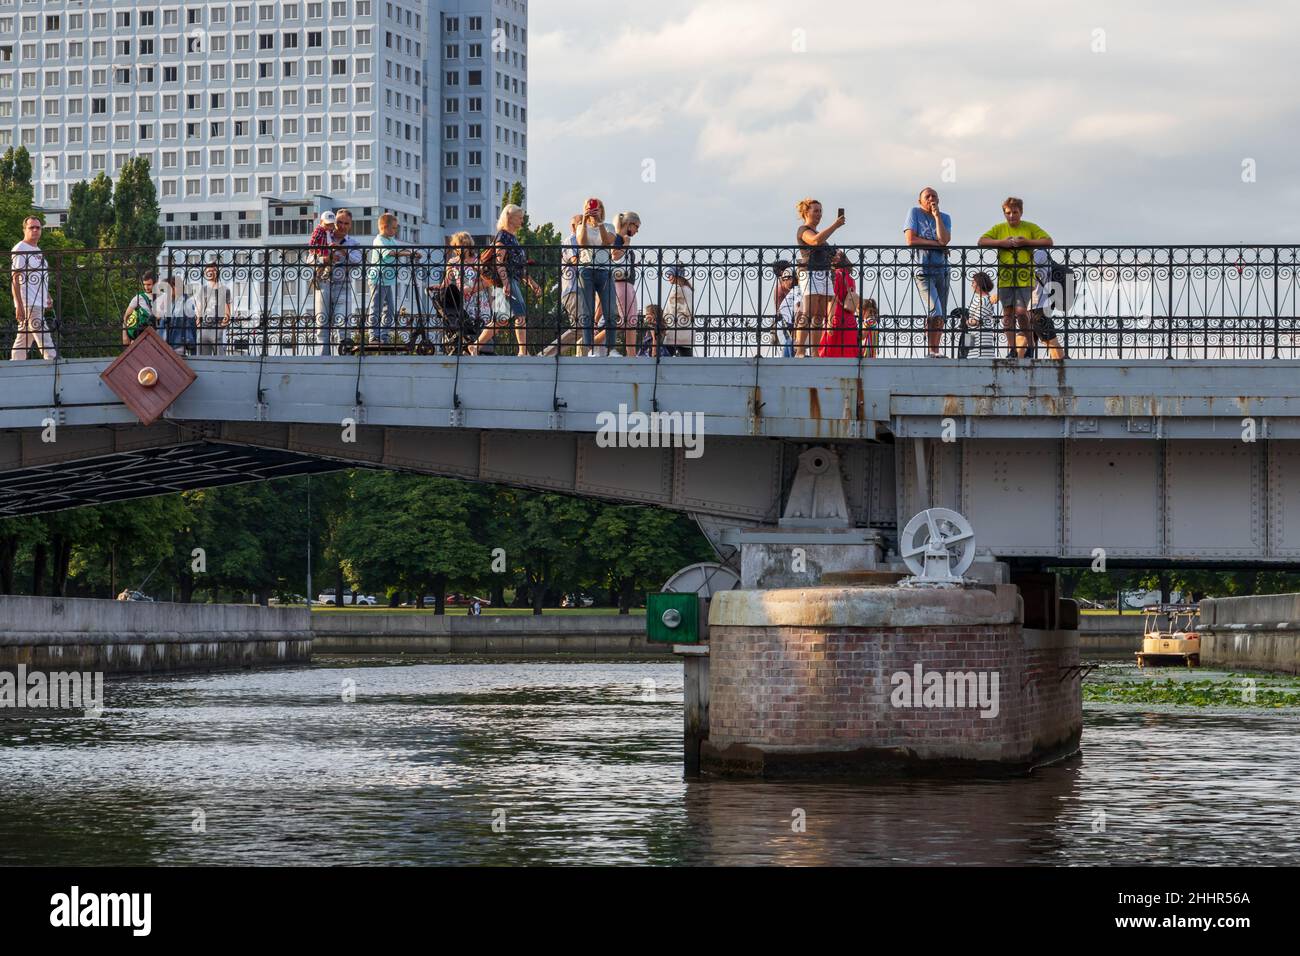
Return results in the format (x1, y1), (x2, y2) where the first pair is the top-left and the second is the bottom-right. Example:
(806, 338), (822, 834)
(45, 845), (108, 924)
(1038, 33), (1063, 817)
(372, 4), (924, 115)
(2, 658), (1299, 866)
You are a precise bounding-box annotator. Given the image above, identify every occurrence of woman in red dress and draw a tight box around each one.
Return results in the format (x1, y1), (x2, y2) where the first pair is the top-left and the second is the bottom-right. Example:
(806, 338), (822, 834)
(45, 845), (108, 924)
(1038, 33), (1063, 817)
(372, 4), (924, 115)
(818, 249), (860, 357)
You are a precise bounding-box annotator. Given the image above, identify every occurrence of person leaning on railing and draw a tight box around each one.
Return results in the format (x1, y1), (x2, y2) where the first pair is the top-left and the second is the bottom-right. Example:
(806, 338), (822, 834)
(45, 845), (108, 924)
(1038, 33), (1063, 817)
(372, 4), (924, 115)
(10, 216), (56, 361)
(795, 198), (844, 358)
(978, 196), (1053, 358)
(367, 212), (420, 348)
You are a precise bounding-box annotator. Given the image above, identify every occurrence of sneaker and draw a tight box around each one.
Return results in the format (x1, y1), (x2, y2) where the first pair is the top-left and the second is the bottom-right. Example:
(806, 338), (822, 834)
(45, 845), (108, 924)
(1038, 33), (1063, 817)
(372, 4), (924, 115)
(608, 349), (623, 358)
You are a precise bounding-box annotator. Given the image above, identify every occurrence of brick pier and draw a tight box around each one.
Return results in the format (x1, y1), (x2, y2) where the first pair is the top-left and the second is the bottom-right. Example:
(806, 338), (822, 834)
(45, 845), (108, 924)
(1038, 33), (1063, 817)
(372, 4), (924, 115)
(701, 584), (1081, 777)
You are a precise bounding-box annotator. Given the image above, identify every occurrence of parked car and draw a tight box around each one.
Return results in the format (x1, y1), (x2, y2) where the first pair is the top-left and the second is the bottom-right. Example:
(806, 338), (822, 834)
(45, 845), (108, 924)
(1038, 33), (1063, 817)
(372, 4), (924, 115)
(317, 588), (377, 606)
(561, 594), (595, 608)
(1123, 589), (1183, 610)
(400, 596), (440, 607)
(445, 593), (491, 607)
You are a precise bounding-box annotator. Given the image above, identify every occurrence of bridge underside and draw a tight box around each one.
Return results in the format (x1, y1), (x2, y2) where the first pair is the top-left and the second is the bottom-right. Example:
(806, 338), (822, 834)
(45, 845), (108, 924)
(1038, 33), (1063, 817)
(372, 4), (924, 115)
(5, 356), (1300, 564)
(5, 420), (1300, 566)
(0, 421), (894, 530)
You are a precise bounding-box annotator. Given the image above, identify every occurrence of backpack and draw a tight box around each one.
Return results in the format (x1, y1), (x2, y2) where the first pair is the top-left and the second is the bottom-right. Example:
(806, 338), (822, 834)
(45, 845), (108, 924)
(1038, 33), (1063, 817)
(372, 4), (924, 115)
(1045, 256), (1077, 312)
(125, 293), (155, 340)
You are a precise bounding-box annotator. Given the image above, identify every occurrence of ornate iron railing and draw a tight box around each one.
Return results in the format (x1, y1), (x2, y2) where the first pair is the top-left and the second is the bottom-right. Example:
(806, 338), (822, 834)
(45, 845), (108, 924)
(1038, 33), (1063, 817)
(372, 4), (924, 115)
(3, 244), (1298, 361)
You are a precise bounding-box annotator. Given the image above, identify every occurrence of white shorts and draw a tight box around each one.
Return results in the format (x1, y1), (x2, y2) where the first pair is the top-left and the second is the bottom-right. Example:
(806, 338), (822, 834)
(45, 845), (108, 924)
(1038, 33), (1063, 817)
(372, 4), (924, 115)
(798, 268), (831, 298)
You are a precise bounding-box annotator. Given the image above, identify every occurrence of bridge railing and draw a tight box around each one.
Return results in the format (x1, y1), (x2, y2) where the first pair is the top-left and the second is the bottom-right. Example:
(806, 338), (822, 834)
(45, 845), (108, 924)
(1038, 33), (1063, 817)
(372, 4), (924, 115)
(3, 244), (1298, 361)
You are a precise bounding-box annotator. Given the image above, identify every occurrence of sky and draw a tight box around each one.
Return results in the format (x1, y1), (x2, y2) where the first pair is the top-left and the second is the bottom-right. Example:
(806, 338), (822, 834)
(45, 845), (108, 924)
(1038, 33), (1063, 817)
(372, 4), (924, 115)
(526, 0), (1300, 245)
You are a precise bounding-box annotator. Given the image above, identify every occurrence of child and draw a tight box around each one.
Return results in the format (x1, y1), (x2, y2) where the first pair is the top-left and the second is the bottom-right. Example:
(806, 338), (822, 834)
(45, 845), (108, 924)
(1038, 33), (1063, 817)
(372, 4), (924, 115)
(637, 304), (666, 356)
(959, 272), (1002, 358)
(859, 297), (880, 358)
(660, 265), (695, 356)
(1029, 249), (1067, 360)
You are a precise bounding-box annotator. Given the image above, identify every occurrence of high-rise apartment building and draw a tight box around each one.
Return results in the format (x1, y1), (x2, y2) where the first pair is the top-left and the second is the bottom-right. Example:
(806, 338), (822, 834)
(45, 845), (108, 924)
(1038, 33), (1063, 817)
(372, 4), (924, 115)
(0, 0), (527, 245)
(436, 0), (528, 242)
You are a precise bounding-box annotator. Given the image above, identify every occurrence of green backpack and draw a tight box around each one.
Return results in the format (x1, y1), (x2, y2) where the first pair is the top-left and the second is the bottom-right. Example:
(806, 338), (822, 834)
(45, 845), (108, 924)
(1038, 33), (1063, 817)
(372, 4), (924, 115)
(125, 291), (155, 341)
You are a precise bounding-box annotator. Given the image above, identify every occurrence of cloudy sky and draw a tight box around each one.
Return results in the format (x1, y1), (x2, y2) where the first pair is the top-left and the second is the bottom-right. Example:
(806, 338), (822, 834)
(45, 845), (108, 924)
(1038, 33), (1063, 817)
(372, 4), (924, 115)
(526, 0), (1300, 245)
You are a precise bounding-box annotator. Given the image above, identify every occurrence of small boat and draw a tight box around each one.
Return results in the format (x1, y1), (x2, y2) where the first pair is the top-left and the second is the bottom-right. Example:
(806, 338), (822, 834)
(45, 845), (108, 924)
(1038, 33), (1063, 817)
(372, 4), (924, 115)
(1136, 603), (1201, 668)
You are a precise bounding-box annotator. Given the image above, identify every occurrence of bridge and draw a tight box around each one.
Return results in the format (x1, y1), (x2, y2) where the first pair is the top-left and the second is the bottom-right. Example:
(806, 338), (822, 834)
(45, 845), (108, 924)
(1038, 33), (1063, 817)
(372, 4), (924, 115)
(3, 352), (1298, 566)
(4, 243), (1299, 568)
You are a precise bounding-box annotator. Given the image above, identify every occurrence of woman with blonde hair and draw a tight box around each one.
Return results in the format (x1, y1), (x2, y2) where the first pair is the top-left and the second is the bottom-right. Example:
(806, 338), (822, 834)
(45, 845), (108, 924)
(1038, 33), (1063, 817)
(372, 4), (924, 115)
(605, 211), (642, 354)
(480, 203), (541, 354)
(434, 232), (491, 353)
(794, 198), (844, 357)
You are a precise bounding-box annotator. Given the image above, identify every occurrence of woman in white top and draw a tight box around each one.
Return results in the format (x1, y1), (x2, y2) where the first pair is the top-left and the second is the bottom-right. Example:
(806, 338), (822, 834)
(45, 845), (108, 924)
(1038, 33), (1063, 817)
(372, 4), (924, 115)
(794, 198), (844, 358)
(575, 197), (618, 356)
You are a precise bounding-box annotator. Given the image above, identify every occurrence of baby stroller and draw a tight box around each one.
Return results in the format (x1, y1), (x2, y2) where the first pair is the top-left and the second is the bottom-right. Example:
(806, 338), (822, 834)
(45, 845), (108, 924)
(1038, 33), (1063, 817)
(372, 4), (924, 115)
(428, 282), (484, 356)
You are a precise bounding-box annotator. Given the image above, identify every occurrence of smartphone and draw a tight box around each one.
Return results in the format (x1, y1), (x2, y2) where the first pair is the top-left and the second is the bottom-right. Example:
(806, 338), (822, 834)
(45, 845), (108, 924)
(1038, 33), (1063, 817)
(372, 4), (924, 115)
(837, 207), (845, 220)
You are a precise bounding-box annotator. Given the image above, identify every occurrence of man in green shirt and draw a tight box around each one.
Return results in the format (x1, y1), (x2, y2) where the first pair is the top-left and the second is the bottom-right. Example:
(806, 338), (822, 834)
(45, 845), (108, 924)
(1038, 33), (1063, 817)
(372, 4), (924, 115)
(978, 197), (1053, 358)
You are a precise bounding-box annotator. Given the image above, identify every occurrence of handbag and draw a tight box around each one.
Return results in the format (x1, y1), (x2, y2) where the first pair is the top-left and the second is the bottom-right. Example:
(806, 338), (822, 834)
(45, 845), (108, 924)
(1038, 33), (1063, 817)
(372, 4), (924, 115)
(841, 288), (861, 314)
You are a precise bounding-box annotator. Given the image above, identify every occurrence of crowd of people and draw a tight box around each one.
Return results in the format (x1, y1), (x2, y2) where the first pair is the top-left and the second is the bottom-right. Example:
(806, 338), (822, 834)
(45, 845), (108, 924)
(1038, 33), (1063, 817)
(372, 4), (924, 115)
(7, 191), (1071, 361)
(775, 190), (1063, 360)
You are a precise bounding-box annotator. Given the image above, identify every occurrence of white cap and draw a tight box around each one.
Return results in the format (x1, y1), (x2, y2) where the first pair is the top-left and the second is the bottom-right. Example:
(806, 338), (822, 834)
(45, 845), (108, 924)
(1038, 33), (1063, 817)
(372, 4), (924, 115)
(320, 211), (337, 224)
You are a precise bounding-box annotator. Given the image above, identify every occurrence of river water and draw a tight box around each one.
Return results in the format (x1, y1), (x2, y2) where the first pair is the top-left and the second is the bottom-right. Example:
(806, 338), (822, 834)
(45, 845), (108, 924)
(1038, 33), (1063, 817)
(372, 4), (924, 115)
(2, 658), (1299, 866)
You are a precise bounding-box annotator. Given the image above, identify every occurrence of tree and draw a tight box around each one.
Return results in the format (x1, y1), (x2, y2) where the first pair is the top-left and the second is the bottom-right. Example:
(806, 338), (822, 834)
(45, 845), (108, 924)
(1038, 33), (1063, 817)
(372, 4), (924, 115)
(496, 491), (595, 614)
(109, 156), (164, 251)
(586, 505), (714, 613)
(64, 172), (115, 249)
(0, 146), (33, 196)
(0, 146), (36, 252)
(332, 472), (487, 613)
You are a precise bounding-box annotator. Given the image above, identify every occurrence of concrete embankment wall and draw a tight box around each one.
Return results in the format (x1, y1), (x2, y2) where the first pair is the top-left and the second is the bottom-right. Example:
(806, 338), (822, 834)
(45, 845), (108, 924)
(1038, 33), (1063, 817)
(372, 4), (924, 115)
(310, 611), (669, 656)
(1199, 595), (1300, 674)
(0, 595), (312, 674)
(1078, 614), (1145, 655)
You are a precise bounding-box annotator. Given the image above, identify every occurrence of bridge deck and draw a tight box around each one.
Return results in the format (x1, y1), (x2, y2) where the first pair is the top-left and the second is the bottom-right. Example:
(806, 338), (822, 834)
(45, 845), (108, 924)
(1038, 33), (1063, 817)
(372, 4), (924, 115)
(4, 355), (1300, 440)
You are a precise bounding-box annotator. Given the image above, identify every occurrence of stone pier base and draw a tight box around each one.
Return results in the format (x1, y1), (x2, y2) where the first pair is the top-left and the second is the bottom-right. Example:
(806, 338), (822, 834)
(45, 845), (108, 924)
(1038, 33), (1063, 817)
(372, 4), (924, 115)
(701, 584), (1081, 777)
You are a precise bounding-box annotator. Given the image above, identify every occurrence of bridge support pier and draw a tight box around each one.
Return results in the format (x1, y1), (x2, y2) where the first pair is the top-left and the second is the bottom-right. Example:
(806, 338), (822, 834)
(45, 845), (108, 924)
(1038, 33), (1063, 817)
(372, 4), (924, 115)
(698, 582), (1082, 778)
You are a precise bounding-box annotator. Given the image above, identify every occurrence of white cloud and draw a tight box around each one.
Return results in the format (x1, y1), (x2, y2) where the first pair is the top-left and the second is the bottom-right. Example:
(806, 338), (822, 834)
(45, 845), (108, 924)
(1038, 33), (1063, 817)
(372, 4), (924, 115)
(528, 0), (1300, 244)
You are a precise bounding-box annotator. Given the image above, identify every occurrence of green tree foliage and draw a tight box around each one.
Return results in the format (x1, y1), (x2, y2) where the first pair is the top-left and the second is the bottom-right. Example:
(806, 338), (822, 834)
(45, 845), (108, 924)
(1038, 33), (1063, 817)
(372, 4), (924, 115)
(0, 473), (715, 611)
(109, 156), (164, 252)
(64, 172), (115, 249)
(332, 472), (488, 612)
(586, 506), (714, 613)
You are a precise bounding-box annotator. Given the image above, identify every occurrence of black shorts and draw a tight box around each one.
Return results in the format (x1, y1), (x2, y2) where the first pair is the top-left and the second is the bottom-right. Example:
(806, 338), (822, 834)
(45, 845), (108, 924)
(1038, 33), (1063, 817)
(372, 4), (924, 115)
(1029, 308), (1057, 341)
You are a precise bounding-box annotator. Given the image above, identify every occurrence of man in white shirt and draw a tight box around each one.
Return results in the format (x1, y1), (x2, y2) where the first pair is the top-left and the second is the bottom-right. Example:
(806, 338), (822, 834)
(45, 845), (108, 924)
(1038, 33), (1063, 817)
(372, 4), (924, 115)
(327, 208), (364, 353)
(10, 217), (56, 361)
(195, 262), (232, 356)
